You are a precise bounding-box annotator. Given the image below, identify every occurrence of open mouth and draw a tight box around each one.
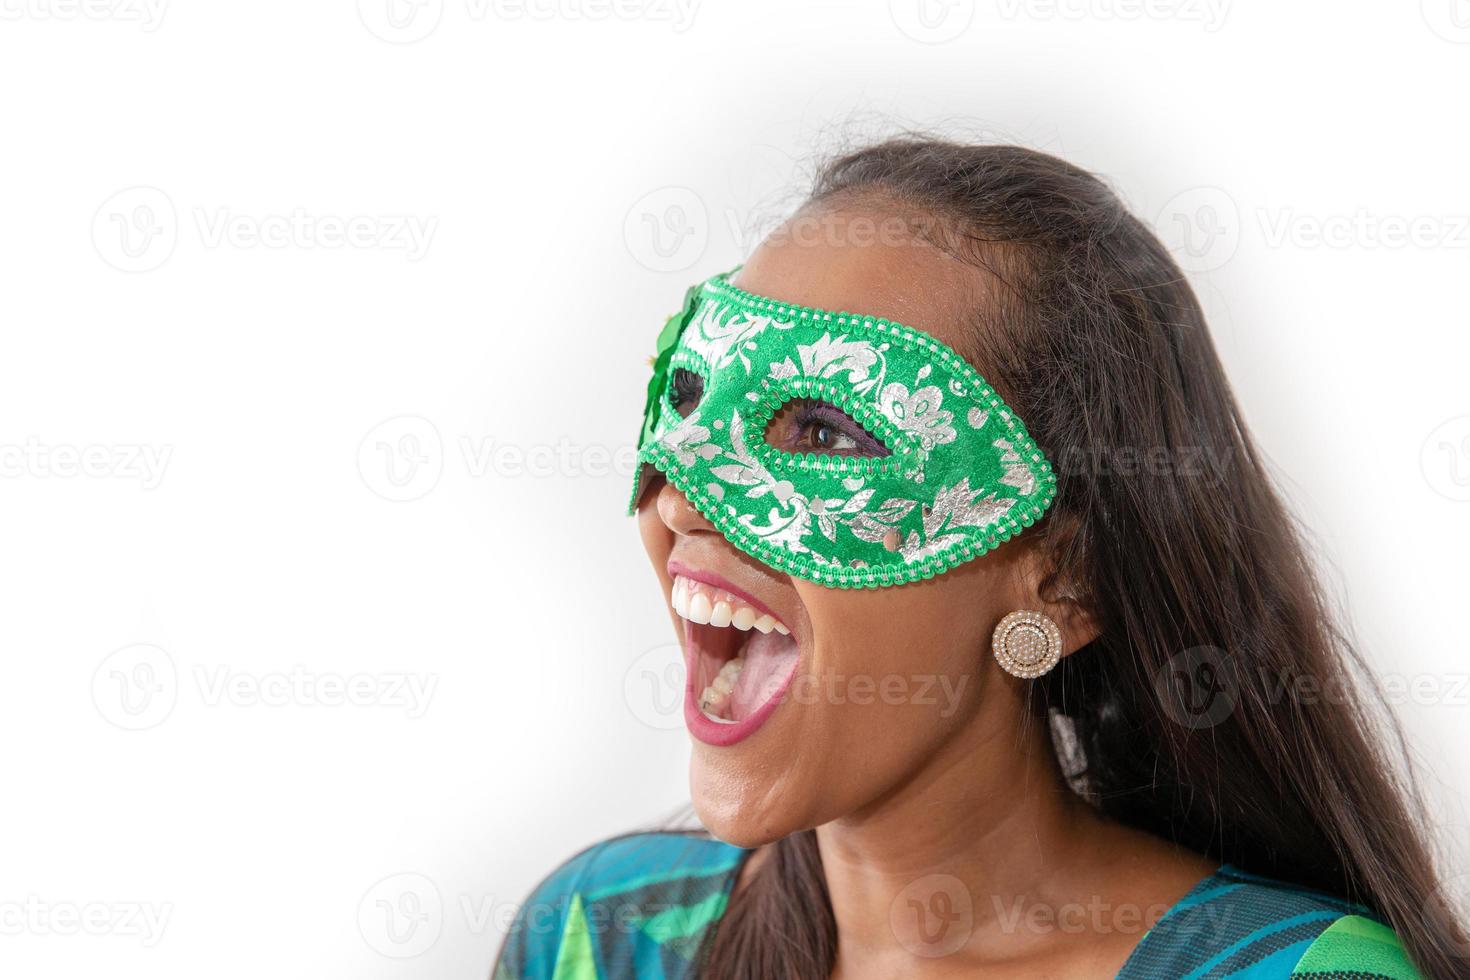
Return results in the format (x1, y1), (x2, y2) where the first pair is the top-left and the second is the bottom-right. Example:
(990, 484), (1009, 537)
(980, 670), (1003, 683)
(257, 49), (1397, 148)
(672, 573), (800, 740)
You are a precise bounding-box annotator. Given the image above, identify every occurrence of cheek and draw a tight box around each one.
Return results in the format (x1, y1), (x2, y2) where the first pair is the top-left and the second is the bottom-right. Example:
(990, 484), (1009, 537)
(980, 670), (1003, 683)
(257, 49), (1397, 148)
(799, 586), (992, 743)
(803, 583), (993, 675)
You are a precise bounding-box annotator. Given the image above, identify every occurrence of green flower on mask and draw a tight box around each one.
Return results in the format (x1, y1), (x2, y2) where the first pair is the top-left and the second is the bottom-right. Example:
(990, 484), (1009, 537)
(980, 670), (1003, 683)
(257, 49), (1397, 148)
(637, 279), (706, 451)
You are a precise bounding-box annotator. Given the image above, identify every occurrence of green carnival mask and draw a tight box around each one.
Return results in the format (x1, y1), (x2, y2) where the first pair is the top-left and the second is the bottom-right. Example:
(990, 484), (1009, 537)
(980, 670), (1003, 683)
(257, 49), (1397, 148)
(628, 271), (1056, 589)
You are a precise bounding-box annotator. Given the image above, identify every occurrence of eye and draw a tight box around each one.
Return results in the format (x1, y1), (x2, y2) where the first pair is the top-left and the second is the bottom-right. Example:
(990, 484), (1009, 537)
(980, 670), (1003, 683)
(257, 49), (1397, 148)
(671, 368), (704, 418)
(765, 398), (890, 458)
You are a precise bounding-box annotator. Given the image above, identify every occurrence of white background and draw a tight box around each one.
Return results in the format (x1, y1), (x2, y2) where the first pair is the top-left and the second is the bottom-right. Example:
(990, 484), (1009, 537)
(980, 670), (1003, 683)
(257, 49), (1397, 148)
(2, 2), (1468, 977)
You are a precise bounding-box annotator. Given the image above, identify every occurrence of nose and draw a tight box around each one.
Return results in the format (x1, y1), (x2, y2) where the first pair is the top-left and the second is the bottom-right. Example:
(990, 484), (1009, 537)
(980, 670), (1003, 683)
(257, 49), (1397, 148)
(655, 478), (719, 538)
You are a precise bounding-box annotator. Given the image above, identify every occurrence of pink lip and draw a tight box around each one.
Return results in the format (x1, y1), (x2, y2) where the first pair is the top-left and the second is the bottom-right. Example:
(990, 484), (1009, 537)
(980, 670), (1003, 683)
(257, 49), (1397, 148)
(665, 559), (784, 624)
(681, 620), (799, 747)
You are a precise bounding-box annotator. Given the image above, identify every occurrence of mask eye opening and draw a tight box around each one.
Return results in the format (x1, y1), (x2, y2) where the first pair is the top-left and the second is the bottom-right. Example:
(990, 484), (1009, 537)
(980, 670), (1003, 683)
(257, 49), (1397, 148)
(762, 396), (891, 459)
(669, 366), (705, 419)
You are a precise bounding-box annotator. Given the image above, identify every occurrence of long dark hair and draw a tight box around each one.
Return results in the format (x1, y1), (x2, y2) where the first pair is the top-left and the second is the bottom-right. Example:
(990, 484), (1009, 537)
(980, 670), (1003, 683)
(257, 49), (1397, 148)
(695, 138), (1464, 978)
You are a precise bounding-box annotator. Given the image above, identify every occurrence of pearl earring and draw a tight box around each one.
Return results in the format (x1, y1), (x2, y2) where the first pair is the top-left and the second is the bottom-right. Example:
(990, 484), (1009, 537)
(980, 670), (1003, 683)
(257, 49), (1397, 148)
(992, 610), (1062, 679)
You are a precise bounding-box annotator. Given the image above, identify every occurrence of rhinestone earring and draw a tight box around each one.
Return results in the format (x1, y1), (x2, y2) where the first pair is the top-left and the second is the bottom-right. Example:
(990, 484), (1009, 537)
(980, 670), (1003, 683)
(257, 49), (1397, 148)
(992, 610), (1062, 679)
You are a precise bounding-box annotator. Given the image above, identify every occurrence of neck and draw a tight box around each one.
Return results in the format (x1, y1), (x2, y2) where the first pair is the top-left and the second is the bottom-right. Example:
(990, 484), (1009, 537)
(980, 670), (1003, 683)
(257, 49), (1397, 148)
(815, 687), (1105, 975)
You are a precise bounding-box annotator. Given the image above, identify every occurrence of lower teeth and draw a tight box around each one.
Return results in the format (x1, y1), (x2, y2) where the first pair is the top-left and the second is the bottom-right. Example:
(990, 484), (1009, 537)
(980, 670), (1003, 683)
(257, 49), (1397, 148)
(698, 656), (744, 721)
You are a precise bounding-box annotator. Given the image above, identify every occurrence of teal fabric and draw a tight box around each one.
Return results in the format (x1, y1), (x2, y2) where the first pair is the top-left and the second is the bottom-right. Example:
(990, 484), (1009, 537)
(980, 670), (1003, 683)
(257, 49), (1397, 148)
(494, 833), (1423, 979)
(1116, 865), (1424, 979)
(494, 833), (745, 980)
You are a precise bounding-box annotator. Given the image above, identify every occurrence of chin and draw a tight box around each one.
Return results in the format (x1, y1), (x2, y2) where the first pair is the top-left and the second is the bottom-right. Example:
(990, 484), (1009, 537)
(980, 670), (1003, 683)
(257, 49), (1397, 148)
(688, 753), (813, 848)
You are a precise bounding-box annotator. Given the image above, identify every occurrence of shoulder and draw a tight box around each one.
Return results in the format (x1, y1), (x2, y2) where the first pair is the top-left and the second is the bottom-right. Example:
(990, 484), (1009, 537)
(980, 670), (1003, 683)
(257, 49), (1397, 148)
(1121, 865), (1424, 979)
(493, 831), (748, 980)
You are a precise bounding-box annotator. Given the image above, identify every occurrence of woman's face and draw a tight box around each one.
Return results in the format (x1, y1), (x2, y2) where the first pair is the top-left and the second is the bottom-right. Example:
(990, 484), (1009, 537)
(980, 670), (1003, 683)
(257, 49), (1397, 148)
(637, 209), (1044, 847)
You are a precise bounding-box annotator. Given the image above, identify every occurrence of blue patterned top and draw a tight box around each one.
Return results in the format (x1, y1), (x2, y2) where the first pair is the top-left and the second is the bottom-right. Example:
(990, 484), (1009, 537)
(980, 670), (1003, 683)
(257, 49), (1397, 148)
(494, 832), (1424, 979)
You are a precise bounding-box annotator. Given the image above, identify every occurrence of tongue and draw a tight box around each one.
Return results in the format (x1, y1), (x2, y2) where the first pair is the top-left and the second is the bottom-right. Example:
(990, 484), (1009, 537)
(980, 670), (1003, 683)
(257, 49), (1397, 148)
(728, 631), (799, 721)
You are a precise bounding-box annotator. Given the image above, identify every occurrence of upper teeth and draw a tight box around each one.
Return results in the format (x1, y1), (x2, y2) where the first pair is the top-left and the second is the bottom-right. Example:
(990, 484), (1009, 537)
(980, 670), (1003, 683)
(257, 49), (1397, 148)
(672, 576), (789, 635)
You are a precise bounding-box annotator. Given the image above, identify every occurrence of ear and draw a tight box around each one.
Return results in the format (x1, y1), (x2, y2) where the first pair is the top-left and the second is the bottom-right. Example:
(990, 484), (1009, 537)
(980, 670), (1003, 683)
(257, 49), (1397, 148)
(1038, 585), (1100, 660)
(1018, 519), (1099, 660)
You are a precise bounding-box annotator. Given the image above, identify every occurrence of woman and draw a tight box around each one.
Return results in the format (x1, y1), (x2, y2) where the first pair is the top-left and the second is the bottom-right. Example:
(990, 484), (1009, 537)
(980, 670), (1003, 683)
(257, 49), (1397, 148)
(494, 139), (1464, 978)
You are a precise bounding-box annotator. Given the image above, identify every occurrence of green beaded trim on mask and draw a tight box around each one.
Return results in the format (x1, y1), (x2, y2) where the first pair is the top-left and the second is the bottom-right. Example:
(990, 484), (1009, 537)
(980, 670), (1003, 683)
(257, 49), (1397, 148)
(628, 272), (1056, 589)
